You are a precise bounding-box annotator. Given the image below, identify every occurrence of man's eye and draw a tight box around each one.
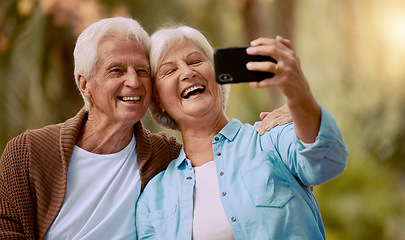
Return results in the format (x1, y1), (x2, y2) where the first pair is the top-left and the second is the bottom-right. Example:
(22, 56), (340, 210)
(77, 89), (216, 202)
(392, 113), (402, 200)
(136, 69), (150, 77)
(111, 68), (122, 73)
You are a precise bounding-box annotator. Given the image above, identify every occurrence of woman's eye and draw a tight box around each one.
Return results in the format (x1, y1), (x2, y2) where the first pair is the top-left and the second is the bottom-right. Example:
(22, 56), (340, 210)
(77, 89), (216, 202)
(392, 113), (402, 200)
(165, 69), (176, 76)
(156, 65), (177, 78)
(190, 60), (202, 65)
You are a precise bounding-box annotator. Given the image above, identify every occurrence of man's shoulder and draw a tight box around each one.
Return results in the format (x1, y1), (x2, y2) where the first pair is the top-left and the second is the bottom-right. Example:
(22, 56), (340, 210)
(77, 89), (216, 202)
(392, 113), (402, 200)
(4, 110), (84, 158)
(20, 109), (85, 143)
(28, 122), (63, 135)
(4, 123), (61, 150)
(143, 128), (178, 143)
(136, 124), (182, 154)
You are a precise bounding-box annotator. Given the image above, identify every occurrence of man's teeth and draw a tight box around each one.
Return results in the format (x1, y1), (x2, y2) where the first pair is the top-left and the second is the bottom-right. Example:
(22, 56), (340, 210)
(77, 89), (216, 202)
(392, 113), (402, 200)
(182, 85), (204, 98)
(121, 96), (141, 102)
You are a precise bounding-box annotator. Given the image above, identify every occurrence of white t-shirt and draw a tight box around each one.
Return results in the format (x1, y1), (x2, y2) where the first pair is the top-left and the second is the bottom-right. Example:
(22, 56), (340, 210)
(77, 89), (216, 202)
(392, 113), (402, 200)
(192, 161), (235, 240)
(45, 134), (140, 240)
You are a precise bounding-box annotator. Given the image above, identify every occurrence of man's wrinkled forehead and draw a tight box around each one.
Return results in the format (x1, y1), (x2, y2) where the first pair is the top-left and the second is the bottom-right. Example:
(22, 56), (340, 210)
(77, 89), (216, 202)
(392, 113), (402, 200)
(94, 35), (150, 69)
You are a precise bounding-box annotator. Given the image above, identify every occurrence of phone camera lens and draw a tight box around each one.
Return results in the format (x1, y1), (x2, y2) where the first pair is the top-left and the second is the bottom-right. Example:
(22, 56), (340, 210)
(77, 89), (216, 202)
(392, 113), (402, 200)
(219, 73), (233, 82)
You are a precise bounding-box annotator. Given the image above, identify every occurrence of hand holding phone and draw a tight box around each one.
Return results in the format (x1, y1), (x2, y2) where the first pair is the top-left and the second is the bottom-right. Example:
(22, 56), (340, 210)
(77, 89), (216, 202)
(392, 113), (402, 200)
(214, 46), (277, 84)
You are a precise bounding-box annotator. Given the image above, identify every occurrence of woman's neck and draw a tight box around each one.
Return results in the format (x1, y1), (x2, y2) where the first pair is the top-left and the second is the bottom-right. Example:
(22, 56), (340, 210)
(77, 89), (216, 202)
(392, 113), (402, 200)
(180, 113), (229, 167)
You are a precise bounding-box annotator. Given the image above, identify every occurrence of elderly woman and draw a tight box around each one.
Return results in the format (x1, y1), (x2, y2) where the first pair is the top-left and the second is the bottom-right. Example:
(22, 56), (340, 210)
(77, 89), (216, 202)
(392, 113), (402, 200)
(135, 25), (349, 240)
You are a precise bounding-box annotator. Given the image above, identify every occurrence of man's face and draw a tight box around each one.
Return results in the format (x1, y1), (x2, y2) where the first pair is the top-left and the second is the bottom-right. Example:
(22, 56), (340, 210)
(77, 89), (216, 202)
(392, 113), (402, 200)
(83, 36), (151, 127)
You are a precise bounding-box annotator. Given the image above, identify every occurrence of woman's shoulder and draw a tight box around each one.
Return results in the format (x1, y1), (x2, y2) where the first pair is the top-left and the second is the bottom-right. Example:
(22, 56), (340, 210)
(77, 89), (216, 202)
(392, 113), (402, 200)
(141, 158), (182, 195)
(228, 118), (293, 138)
(148, 158), (179, 182)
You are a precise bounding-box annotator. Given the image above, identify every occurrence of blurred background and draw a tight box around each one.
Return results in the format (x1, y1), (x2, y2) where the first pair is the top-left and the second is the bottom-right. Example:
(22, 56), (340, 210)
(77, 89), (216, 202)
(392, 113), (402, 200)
(0, 0), (404, 239)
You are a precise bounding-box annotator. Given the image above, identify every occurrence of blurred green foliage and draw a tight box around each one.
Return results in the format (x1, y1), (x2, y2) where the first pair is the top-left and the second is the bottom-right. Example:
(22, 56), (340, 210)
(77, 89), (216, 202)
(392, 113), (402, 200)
(1, 0), (404, 239)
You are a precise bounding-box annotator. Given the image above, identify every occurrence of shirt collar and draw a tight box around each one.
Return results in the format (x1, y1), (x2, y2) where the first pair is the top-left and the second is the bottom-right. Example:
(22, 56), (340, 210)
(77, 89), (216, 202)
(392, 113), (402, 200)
(174, 119), (243, 168)
(219, 118), (242, 142)
(174, 147), (187, 168)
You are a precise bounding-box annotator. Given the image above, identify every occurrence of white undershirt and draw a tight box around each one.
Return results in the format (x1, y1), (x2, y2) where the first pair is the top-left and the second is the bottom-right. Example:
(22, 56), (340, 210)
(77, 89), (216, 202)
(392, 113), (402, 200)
(45, 134), (141, 240)
(193, 161), (235, 240)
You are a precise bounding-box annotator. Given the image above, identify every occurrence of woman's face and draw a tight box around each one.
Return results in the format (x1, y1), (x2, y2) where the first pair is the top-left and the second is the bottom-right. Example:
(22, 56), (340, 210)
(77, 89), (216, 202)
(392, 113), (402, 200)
(154, 39), (223, 125)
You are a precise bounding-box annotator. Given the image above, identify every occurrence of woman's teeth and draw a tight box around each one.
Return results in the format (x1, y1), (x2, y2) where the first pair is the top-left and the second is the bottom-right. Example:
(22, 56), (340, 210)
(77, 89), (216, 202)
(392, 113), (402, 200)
(182, 85), (205, 99)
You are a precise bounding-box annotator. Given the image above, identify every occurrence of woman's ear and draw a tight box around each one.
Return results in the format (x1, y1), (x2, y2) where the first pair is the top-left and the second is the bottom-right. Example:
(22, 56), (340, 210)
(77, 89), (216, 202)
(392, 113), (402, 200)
(151, 94), (165, 112)
(77, 75), (91, 98)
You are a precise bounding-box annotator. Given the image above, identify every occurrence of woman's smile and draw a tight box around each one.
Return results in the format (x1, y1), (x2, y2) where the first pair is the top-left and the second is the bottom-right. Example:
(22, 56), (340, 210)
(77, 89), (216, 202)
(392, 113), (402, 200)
(181, 84), (206, 99)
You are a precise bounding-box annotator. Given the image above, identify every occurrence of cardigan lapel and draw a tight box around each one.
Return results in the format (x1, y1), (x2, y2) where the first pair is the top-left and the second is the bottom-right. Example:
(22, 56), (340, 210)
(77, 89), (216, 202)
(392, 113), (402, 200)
(36, 108), (88, 240)
(133, 121), (152, 189)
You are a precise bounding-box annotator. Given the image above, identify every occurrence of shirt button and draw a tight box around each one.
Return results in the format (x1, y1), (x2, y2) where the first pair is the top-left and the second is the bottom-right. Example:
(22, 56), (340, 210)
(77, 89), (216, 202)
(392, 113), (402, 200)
(221, 192), (226, 196)
(186, 176), (192, 180)
(217, 152), (221, 156)
(219, 171), (224, 176)
(230, 216), (236, 222)
(214, 137), (219, 141)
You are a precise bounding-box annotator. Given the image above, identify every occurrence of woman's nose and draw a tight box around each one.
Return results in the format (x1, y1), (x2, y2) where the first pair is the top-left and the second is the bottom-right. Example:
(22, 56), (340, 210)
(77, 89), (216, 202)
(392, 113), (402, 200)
(179, 64), (195, 81)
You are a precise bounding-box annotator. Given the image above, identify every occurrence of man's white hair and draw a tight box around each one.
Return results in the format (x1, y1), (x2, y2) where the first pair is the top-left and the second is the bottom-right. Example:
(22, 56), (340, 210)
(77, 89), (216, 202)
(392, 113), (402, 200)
(73, 17), (150, 111)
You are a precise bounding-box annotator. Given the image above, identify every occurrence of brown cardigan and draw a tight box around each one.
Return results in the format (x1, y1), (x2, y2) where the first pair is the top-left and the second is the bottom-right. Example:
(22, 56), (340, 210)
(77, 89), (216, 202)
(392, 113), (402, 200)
(0, 109), (182, 239)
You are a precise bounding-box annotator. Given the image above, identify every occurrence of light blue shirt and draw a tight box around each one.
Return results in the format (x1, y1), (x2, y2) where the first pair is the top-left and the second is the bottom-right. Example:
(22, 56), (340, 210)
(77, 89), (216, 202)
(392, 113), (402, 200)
(136, 106), (349, 240)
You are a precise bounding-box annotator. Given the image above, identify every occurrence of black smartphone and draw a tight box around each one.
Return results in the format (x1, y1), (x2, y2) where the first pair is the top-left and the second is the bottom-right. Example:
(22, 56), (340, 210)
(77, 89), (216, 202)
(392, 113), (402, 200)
(214, 46), (277, 84)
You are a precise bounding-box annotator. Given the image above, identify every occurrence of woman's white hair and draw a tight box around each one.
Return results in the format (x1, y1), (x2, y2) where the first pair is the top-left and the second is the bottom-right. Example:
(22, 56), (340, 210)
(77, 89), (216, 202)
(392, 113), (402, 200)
(149, 25), (231, 130)
(73, 17), (150, 111)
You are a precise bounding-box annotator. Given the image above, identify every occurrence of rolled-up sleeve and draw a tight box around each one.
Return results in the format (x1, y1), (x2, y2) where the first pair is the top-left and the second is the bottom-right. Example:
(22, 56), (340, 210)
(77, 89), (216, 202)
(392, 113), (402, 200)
(274, 106), (349, 186)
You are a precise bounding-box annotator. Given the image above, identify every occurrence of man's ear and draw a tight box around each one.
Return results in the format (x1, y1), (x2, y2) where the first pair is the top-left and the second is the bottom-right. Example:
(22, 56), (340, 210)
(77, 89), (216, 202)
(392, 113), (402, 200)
(77, 75), (91, 98)
(151, 94), (165, 112)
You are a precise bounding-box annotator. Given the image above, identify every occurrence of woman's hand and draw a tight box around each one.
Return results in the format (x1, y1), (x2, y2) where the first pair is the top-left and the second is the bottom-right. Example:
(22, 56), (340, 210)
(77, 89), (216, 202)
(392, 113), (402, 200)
(246, 36), (311, 102)
(246, 36), (321, 143)
(256, 104), (292, 135)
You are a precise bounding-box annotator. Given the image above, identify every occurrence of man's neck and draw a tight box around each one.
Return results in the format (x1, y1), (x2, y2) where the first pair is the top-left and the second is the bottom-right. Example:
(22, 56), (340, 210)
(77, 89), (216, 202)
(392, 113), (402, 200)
(76, 114), (135, 154)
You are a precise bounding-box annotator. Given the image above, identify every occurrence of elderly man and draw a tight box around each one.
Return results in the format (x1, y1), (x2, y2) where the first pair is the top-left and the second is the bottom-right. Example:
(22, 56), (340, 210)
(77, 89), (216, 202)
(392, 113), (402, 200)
(0, 17), (183, 239)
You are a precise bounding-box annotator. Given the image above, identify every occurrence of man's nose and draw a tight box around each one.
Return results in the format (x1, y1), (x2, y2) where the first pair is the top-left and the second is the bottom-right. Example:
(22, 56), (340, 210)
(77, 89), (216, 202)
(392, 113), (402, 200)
(124, 68), (141, 88)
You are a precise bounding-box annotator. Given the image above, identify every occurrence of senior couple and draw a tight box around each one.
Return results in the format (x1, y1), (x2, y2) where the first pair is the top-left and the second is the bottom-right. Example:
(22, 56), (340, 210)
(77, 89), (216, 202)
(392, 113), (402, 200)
(0, 17), (348, 239)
